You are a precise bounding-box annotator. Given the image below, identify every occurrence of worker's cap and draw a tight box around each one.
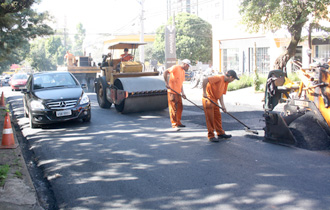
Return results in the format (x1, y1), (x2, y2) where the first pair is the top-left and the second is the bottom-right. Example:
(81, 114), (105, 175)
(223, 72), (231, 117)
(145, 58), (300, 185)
(226, 70), (239, 80)
(124, 48), (128, 52)
(182, 59), (191, 67)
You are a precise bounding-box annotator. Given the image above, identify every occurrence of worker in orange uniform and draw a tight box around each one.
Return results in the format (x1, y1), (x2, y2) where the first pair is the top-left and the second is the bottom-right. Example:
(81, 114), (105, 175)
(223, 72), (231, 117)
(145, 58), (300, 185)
(202, 70), (239, 142)
(64, 51), (75, 66)
(163, 59), (191, 131)
(120, 48), (134, 62)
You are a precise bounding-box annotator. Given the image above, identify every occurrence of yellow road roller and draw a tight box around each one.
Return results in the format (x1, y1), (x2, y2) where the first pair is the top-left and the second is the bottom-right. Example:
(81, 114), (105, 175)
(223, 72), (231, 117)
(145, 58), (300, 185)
(95, 42), (168, 113)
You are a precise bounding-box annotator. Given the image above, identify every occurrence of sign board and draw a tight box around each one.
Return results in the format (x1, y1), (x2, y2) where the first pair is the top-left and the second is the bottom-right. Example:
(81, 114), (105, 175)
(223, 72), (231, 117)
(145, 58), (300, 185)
(165, 25), (177, 69)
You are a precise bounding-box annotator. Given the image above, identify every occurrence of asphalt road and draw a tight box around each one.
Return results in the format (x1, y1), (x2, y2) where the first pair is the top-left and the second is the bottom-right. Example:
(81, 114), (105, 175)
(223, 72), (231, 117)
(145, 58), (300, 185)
(3, 84), (330, 210)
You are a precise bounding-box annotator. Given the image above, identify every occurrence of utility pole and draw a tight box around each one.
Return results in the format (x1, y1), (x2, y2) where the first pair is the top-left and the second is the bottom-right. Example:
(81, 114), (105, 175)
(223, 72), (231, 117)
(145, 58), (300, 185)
(139, 0), (145, 63)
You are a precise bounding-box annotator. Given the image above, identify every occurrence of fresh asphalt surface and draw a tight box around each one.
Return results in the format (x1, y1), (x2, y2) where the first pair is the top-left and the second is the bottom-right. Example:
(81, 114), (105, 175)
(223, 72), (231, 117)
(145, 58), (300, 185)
(3, 83), (330, 210)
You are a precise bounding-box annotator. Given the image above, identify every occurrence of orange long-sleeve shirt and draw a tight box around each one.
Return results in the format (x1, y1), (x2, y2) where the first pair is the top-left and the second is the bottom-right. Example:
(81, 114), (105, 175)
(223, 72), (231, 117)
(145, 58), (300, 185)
(168, 65), (185, 94)
(206, 75), (228, 101)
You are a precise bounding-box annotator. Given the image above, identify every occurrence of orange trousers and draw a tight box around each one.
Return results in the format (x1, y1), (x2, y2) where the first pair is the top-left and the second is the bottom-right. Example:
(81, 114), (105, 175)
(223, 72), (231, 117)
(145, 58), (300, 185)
(202, 97), (225, 139)
(168, 92), (183, 127)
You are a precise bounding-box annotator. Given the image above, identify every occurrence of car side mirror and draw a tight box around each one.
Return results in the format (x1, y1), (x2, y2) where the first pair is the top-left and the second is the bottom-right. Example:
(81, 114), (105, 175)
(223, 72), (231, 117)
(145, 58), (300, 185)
(81, 83), (87, 89)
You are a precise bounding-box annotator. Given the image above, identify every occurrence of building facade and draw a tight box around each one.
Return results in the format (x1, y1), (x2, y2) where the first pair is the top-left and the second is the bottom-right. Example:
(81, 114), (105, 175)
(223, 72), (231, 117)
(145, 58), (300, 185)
(169, 0), (330, 75)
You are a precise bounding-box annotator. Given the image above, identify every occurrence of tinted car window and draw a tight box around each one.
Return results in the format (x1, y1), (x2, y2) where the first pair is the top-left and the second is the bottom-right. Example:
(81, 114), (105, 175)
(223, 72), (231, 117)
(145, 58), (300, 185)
(33, 73), (78, 89)
(13, 74), (28, 79)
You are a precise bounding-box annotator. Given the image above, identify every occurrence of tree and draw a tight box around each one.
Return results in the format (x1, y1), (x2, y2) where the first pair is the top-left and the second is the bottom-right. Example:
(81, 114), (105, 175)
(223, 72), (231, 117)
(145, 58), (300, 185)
(0, 0), (53, 72)
(152, 13), (212, 64)
(45, 36), (66, 65)
(28, 39), (53, 71)
(239, 0), (330, 70)
(27, 36), (66, 71)
(72, 23), (86, 56)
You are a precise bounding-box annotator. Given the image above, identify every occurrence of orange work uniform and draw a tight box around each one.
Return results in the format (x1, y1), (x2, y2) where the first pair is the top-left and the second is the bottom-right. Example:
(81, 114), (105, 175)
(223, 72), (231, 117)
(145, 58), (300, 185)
(167, 65), (185, 127)
(120, 53), (134, 62)
(202, 75), (229, 139)
(64, 52), (75, 66)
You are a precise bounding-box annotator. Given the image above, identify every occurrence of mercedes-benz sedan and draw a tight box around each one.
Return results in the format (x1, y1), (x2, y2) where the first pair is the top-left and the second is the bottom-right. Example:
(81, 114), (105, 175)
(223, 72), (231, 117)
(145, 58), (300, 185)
(22, 71), (91, 128)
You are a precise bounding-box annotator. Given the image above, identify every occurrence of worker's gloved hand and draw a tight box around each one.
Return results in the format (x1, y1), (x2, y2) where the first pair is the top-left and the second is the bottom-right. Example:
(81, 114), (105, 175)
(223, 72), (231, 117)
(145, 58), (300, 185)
(222, 107), (227, 113)
(165, 84), (170, 89)
(182, 93), (186, 99)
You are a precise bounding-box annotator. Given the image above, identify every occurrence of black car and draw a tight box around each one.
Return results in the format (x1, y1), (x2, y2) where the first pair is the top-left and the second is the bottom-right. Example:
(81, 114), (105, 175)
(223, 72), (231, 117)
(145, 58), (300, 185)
(22, 71), (91, 128)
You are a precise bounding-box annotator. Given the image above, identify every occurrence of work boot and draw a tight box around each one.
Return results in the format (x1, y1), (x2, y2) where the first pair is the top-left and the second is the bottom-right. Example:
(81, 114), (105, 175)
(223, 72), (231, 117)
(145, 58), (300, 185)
(209, 137), (219, 142)
(218, 134), (232, 139)
(172, 127), (180, 132)
(177, 124), (186, 127)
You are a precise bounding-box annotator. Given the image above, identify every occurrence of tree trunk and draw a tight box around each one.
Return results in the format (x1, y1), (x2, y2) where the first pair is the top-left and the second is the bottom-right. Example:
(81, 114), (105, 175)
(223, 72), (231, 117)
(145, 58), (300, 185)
(273, 16), (306, 71)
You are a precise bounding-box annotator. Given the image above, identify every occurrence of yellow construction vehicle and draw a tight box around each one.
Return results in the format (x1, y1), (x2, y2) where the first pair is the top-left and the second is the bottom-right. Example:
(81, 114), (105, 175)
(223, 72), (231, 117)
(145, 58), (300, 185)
(58, 56), (99, 92)
(94, 42), (168, 113)
(263, 61), (330, 150)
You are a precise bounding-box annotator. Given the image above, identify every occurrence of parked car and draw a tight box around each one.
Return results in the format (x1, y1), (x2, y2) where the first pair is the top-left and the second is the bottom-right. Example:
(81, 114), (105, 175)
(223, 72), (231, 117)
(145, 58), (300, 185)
(10, 73), (28, 91)
(0, 75), (11, 84)
(22, 71), (91, 128)
(4, 75), (11, 83)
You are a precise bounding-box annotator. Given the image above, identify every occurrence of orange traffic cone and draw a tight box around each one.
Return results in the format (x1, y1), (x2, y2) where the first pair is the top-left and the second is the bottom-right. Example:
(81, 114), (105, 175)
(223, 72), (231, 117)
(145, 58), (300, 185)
(0, 112), (18, 149)
(0, 91), (5, 108)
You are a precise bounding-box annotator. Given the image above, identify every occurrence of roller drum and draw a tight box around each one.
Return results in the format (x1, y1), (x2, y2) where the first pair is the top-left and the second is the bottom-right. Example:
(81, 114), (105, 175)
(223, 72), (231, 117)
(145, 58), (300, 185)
(114, 76), (168, 113)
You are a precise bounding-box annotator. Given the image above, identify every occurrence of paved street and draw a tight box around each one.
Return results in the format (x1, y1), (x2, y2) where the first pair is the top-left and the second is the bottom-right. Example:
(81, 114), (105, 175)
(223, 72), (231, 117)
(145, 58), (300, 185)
(3, 84), (330, 210)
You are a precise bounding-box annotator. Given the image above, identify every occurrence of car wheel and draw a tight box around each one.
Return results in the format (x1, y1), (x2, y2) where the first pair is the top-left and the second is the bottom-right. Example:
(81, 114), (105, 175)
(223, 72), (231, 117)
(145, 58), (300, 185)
(96, 76), (112, 108)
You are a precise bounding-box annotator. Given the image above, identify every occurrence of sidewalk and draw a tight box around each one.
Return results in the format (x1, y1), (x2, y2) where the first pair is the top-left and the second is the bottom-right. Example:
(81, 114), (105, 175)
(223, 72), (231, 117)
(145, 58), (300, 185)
(183, 83), (265, 109)
(0, 100), (43, 209)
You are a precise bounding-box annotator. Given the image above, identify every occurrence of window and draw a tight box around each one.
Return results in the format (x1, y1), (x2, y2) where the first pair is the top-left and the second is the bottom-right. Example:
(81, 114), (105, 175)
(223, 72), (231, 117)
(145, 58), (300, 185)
(223, 48), (239, 72)
(256, 47), (270, 74)
(315, 45), (330, 59)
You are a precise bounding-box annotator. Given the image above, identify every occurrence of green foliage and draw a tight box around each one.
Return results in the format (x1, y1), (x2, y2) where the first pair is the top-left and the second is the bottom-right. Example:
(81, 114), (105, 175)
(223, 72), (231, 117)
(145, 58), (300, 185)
(15, 170), (23, 179)
(239, 0), (330, 69)
(239, 0), (330, 33)
(72, 23), (86, 56)
(228, 74), (267, 91)
(0, 0), (54, 73)
(151, 13), (212, 64)
(152, 25), (166, 63)
(0, 164), (10, 186)
(228, 75), (253, 91)
(253, 72), (263, 91)
(27, 36), (65, 71)
(287, 72), (300, 82)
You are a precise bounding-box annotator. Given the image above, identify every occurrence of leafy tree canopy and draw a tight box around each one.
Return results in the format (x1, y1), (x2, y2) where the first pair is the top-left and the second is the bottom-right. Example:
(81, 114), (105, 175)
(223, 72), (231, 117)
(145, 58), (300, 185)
(27, 35), (66, 71)
(239, 0), (330, 69)
(72, 23), (86, 56)
(152, 13), (212, 64)
(0, 0), (53, 72)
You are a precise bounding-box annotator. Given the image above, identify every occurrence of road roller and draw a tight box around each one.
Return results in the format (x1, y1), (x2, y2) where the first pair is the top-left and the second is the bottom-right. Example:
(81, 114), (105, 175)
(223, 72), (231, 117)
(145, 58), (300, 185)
(95, 42), (168, 113)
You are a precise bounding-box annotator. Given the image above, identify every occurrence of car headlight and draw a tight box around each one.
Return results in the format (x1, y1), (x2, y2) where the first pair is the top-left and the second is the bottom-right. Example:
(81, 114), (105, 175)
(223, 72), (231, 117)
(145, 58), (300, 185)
(79, 93), (90, 105)
(30, 100), (45, 110)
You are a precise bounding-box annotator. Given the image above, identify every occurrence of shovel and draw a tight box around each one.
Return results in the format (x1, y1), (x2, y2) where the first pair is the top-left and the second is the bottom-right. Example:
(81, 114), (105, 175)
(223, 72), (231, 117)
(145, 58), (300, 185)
(168, 87), (204, 111)
(168, 87), (258, 135)
(206, 97), (259, 135)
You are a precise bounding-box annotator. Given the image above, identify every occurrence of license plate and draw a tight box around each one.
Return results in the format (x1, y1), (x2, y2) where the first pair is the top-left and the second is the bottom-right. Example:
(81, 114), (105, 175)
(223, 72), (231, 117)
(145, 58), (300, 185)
(56, 110), (72, 117)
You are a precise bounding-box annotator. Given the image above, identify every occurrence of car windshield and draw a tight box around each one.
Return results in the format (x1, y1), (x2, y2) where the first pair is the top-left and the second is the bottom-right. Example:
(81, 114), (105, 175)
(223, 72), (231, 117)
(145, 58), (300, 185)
(33, 73), (78, 89)
(13, 74), (28, 79)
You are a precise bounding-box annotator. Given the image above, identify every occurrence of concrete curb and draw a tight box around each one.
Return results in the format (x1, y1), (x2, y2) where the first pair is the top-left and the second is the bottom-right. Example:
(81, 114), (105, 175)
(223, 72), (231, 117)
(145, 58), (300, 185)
(0, 101), (44, 210)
